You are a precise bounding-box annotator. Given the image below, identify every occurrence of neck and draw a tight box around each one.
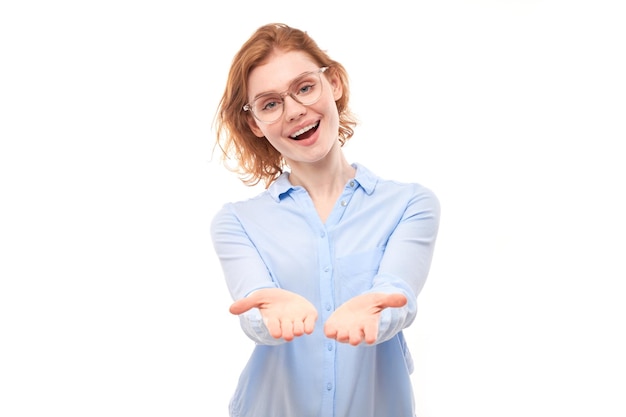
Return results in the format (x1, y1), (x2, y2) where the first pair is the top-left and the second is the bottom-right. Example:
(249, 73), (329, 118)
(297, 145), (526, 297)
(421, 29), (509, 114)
(287, 151), (355, 200)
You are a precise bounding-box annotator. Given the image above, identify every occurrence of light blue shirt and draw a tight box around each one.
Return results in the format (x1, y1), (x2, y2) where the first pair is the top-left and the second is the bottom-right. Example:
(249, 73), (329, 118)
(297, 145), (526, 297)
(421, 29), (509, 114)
(211, 163), (440, 417)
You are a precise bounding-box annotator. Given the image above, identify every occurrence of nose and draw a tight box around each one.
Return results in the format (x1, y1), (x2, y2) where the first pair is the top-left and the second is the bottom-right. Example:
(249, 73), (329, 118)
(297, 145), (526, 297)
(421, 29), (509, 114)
(283, 94), (306, 121)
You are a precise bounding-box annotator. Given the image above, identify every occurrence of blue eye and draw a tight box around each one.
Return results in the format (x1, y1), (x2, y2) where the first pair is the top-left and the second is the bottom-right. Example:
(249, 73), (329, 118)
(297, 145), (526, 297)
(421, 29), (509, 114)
(256, 95), (283, 113)
(299, 84), (313, 94)
(262, 101), (278, 111)
(294, 76), (318, 97)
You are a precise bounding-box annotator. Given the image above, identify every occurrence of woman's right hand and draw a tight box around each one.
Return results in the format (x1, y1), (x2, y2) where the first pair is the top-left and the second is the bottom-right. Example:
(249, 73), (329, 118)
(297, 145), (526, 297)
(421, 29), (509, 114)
(229, 288), (318, 341)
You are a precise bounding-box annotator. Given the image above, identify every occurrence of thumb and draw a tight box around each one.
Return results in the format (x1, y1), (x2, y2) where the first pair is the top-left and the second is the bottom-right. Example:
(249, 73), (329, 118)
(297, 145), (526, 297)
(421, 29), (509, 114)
(381, 293), (408, 309)
(229, 294), (261, 315)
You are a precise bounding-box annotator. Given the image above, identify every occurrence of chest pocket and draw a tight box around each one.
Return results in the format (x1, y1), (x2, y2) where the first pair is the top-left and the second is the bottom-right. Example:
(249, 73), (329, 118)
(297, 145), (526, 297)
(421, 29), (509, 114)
(335, 247), (384, 303)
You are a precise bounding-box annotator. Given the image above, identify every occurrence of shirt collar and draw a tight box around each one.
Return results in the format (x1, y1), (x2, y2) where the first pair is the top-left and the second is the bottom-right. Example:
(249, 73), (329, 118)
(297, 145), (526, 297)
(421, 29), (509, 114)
(267, 162), (378, 202)
(268, 172), (294, 202)
(352, 162), (377, 195)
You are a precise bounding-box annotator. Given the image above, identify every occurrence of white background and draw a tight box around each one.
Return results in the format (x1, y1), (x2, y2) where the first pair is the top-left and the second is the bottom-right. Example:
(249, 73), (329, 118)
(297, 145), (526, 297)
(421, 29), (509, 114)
(1, 0), (625, 416)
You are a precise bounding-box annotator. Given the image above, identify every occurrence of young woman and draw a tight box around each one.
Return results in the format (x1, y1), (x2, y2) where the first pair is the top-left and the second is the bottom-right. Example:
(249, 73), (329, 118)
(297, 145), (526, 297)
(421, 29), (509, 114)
(211, 23), (440, 417)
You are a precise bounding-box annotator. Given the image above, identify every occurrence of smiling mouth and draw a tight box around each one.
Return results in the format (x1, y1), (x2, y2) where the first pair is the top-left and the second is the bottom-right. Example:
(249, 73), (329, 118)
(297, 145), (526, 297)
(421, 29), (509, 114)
(290, 122), (319, 140)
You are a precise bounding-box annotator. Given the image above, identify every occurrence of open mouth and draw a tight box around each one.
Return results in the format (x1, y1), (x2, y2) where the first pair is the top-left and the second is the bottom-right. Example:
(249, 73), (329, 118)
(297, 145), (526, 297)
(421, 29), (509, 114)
(290, 122), (319, 140)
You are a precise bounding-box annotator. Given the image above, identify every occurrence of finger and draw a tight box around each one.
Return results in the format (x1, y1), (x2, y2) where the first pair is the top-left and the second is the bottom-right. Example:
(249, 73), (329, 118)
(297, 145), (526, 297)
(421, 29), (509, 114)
(281, 320), (295, 341)
(292, 319), (305, 337)
(336, 329), (350, 344)
(349, 328), (365, 346)
(363, 320), (378, 345)
(324, 320), (337, 339)
(304, 314), (317, 335)
(265, 317), (283, 339)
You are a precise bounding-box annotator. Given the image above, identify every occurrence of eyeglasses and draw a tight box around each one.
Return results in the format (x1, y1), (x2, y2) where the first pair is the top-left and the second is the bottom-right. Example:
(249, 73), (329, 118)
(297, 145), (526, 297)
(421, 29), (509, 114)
(243, 67), (328, 124)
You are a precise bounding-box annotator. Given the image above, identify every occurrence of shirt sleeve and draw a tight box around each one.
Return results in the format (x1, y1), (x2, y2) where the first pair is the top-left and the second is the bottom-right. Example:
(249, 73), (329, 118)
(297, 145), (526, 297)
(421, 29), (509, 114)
(367, 185), (441, 344)
(210, 203), (285, 345)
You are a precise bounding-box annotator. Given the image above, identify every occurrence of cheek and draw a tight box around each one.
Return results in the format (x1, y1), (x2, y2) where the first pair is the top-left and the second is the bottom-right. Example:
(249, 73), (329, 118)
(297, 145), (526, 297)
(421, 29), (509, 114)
(323, 97), (341, 127)
(258, 125), (284, 145)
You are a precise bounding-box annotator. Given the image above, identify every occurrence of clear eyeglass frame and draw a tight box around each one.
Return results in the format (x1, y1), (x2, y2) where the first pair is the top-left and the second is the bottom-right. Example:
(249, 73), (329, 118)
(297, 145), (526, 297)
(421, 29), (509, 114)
(243, 67), (329, 124)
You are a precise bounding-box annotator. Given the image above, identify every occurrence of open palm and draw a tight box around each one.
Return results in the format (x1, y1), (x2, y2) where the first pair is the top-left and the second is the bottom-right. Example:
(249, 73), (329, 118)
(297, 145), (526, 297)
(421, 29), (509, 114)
(324, 293), (407, 345)
(230, 288), (318, 341)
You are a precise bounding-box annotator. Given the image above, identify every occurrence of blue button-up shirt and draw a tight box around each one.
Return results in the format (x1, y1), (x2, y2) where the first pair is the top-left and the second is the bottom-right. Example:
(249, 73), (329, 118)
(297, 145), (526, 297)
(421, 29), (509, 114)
(211, 163), (440, 417)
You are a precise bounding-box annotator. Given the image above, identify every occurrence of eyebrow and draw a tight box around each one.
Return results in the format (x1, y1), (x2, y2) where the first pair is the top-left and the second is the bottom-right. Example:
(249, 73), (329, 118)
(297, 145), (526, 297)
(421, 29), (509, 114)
(250, 69), (318, 101)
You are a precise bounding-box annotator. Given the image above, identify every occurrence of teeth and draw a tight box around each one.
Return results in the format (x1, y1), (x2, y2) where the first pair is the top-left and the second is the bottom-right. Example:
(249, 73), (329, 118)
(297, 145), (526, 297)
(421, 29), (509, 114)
(291, 122), (319, 138)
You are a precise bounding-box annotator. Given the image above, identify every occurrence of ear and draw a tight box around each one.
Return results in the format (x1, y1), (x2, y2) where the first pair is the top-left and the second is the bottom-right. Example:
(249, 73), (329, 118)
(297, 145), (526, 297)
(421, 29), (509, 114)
(329, 72), (343, 101)
(246, 115), (265, 138)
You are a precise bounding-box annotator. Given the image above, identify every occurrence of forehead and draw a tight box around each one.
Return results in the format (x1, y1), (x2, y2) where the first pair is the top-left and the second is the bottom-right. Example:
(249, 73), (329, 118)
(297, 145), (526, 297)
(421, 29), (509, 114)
(248, 51), (319, 96)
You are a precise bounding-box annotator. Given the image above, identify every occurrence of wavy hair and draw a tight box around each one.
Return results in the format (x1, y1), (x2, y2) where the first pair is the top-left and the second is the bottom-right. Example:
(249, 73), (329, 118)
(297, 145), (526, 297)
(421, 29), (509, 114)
(212, 23), (358, 188)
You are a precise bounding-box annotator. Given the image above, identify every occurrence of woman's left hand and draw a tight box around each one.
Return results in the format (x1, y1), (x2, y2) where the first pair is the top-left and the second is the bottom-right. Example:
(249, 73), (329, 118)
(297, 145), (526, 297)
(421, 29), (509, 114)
(323, 293), (407, 345)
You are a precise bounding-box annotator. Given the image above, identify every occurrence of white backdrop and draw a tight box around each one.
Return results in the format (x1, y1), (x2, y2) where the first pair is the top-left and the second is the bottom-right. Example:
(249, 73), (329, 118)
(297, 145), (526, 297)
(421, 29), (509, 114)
(1, 1), (625, 416)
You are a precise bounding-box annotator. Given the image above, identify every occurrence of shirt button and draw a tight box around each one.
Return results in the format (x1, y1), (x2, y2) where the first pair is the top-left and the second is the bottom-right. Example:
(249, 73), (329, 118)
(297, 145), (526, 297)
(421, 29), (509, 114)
(326, 383), (333, 391)
(324, 266), (330, 273)
(320, 231), (326, 238)
(349, 181), (355, 187)
(340, 200), (347, 207)
(325, 304), (331, 311)
(327, 343), (333, 351)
